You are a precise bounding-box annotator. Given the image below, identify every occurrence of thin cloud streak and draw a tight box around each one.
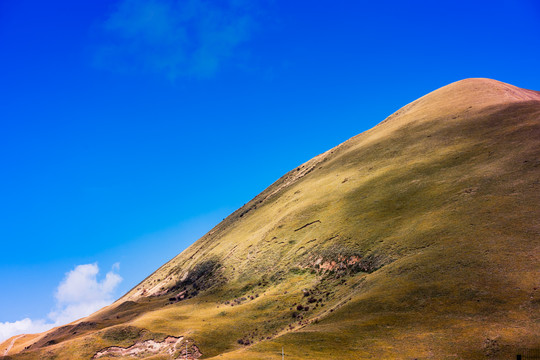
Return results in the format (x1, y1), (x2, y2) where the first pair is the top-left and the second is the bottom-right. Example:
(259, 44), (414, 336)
(93, 0), (256, 79)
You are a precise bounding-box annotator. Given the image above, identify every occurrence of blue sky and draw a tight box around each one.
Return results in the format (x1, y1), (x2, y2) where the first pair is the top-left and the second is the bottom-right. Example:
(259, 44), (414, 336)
(1, 0), (539, 340)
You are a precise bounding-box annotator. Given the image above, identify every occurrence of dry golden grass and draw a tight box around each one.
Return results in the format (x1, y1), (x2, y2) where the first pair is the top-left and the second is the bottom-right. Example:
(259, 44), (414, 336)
(3, 78), (539, 360)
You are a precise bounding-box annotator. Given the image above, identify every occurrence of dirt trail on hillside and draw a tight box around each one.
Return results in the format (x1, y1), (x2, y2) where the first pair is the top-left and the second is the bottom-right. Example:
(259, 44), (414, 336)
(3, 335), (24, 356)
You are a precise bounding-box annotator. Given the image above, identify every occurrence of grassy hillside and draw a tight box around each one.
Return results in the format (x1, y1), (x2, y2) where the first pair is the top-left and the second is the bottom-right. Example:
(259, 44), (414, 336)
(3, 78), (539, 360)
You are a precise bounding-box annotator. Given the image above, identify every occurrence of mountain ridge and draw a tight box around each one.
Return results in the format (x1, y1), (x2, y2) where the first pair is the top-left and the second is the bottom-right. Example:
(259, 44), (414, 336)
(2, 78), (539, 360)
(122, 77), (540, 302)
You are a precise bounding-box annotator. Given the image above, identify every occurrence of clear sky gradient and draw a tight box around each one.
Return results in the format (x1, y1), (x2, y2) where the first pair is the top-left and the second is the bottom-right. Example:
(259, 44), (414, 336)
(1, 0), (539, 334)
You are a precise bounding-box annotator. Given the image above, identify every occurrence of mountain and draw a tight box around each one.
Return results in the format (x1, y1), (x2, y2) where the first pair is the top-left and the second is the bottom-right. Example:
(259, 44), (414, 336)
(2, 78), (539, 360)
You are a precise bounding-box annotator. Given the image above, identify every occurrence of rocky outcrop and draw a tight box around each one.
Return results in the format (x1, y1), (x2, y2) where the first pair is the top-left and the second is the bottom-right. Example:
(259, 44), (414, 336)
(93, 336), (201, 359)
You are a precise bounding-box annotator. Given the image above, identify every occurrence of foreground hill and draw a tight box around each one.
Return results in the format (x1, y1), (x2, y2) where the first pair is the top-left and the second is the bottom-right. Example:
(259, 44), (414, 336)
(2, 78), (539, 360)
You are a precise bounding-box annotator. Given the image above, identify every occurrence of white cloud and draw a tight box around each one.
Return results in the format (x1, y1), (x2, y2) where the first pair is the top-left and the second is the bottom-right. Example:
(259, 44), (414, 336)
(55, 263), (122, 305)
(92, 0), (256, 79)
(0, 263), (122, 343)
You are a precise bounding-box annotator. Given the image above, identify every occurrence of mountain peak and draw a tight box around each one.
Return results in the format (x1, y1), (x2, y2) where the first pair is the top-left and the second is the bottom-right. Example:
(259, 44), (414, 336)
(437, 78), (540, 102)
(376, 78), (540, 133)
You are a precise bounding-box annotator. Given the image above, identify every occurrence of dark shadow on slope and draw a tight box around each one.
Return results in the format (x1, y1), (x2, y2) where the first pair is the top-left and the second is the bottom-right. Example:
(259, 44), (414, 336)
(166, 258), (226, 303)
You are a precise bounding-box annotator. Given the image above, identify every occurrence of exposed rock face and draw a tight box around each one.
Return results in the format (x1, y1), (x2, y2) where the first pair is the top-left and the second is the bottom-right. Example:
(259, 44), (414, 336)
(93, 336), (201, 359)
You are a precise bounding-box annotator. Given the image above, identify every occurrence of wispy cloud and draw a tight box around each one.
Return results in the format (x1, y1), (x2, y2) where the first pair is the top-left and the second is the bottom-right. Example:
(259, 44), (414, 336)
(0, 263), (122, 343)
(93, 0), (256, 79)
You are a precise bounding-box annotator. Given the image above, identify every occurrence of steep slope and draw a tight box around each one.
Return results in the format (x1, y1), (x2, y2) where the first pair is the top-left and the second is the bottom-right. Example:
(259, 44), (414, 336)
(3, 78), (539, 360)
